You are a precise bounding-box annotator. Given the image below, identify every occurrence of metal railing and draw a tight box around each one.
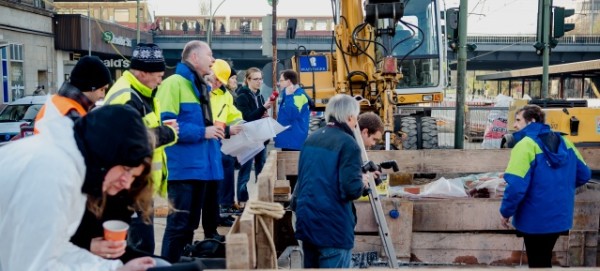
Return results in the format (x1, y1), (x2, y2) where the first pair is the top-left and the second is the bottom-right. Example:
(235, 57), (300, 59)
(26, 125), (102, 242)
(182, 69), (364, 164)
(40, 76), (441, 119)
(397, 103), (510, 150)
(155, 31), (600, 45)
(467, 34), (600, 45)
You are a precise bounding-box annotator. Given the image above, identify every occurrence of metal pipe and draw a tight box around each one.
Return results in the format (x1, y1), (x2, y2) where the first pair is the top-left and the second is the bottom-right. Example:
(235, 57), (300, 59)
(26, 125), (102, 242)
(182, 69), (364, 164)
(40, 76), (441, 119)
(88, 3), (91, 56)
(208, 0), (226, 47)
(136, 0), (140, 42)
(542, 0), (551, 98)
(454, 0), (468, 149)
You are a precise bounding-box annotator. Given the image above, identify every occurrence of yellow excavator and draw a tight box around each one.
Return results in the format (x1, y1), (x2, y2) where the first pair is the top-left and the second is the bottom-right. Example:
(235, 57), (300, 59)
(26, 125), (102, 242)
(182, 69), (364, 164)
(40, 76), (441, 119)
(290, 0), (447, 150)
(504, 99), (600, 147)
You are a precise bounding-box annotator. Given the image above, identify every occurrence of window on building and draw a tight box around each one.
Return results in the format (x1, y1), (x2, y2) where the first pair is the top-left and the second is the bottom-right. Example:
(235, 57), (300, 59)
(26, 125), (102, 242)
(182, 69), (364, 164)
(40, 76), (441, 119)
(315, 20), (328, 31)
(114, 9), (130, 22)
(33, 0), (45, 8)
(10, 44), (23, 61)
(304, 20), (314, 31)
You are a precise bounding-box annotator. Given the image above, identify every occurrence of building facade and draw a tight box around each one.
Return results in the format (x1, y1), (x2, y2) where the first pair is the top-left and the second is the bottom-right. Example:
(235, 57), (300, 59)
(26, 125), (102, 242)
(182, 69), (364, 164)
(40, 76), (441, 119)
(53, 0), (153, 32)
(0, 0), (55, 103)
(53, 14), (152, 89)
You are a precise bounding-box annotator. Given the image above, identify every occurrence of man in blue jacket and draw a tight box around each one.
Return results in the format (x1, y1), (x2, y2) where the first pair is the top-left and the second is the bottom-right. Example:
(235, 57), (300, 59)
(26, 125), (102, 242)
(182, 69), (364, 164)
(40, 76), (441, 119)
(157, 40), (224, 263)
(274, 69), (310, 151)
(293, 94), (368, 268)
(500, 104), (591, 268)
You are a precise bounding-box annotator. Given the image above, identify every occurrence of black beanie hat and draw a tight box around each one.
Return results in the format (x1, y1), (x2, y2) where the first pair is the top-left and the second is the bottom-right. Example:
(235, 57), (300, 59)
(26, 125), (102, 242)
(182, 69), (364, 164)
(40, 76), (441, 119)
(130, 43), (166, 72)
(74, 105), (152, 197)
(70, 56), (112, 92)
(230, 68), (237, 79)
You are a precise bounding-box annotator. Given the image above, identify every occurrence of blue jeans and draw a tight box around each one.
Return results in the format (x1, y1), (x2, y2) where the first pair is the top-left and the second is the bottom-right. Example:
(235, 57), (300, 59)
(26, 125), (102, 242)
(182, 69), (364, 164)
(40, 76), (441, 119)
(302, 241), (352, 268)
(237, 148), (266, 202)
(218, 153), (236, 207)
(161, 181), (207, 263)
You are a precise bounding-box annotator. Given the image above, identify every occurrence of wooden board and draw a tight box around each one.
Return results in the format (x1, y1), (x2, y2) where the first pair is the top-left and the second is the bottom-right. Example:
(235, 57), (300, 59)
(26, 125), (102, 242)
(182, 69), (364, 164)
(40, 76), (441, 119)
(412, 198), (506, 231)
(274, 179), (290, 194)
(277, 147), (600, 176)
(226, 233), (250, 269)
(411, 232), (569, 266)
(255, 150), (277, 269)
(354, 199), (413, 258)
(239, 210), (256, 268)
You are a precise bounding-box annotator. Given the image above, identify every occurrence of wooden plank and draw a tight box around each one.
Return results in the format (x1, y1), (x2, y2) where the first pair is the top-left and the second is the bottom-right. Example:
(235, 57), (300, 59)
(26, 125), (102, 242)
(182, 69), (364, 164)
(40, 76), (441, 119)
(239, 210), (256, 268)
(411, 232), (569, 266)
(255, 150), (277, 269)
(226, 215), (241, 236)
(412, 197), (600, 232)
(579, 147), (600, 170)
(226, 233), (250, 269)
(274, 179), (291, 194)
(277, 151), (291, 180)
(276, 147), (600, 176)
(572, 198), (600, 231)
(354, 199), (413, 258)
(568, 230), (598, 266)
(412, 198), (506, 231)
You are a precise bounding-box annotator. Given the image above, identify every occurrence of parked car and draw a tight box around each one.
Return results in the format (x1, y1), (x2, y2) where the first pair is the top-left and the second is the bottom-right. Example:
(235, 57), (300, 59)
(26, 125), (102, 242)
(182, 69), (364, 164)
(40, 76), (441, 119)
(0, 96), (46, 144)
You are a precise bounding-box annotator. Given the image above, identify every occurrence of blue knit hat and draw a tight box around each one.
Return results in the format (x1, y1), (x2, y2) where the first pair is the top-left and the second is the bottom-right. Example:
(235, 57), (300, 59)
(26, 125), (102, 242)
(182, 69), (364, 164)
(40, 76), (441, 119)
(131, 43), (166, 72)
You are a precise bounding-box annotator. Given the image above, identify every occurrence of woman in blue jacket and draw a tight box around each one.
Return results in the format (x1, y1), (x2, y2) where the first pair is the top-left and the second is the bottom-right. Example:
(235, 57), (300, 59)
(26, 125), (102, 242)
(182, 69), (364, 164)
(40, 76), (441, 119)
(500, 105), (591, 268)
(293, 94), (368, 268)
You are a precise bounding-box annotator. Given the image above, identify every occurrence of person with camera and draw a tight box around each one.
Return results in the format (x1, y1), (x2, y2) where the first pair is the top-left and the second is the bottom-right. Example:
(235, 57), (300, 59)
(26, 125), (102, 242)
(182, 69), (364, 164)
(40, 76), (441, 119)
(292, 94), (368, 268)
(357, 111), (384, 149)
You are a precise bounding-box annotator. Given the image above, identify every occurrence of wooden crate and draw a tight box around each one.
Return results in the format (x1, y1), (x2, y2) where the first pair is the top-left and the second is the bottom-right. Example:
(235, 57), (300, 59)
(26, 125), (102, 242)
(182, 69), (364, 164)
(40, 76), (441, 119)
(277, 147), (600, 267)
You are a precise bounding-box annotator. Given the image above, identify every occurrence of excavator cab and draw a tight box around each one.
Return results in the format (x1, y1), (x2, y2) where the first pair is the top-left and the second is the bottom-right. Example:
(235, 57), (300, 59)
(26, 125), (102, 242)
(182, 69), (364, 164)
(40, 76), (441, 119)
(291, 0), (447, 149)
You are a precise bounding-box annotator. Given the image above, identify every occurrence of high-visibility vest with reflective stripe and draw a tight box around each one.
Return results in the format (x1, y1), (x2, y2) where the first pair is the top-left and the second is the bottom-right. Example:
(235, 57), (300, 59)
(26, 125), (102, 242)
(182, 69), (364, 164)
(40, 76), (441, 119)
(104, 87), (172, 197)
(34, 95), (87, 134)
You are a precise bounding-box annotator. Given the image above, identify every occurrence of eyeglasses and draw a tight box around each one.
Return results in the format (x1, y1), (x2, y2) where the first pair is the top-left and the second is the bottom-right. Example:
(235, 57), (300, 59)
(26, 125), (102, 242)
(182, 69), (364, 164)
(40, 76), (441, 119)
(251, 78), (263, 81)
(278, 79), (287, 82)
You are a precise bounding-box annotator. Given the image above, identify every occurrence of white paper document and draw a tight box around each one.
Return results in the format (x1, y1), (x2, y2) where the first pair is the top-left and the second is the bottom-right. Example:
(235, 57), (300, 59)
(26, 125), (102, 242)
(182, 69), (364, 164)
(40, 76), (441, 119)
(221, 118), (289, 164)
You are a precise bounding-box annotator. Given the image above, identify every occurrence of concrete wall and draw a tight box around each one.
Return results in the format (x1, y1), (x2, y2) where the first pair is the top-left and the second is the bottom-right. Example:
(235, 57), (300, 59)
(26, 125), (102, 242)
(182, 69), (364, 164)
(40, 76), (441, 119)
(0, 2), (54, 103)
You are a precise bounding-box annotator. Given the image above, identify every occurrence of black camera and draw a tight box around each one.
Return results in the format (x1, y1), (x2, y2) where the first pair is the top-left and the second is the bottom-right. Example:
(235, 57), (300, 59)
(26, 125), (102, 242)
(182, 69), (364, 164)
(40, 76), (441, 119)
(361, 160), (399, 196)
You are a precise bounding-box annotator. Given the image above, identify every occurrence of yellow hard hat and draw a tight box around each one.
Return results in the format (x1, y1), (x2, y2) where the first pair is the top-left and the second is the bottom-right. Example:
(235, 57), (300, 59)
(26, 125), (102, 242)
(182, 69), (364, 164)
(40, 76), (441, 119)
(211, 59), (231, 85)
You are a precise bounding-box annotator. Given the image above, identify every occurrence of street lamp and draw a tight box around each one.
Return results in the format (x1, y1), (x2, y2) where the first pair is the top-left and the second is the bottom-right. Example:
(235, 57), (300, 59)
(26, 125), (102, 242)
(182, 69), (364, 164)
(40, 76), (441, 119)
(207, 0), (226, 47)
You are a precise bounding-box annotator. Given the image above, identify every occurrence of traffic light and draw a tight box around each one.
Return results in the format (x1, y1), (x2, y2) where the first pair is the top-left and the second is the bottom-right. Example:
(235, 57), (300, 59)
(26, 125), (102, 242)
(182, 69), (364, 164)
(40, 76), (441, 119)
(446, 8), (459, 51)
(262, 15), (273, 57)
(553, 7), (575, 39)
(466, 43), (477, 52)
(533, 41), (544, 55)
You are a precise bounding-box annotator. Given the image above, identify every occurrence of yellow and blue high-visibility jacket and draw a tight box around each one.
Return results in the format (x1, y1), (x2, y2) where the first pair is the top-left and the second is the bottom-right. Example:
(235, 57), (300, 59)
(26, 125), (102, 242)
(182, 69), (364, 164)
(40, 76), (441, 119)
(210, 85), (243, 137)
(500, 122), (590, 234)
(274, 87), (310, 150)
(157, 62), (223, 181)
(104, 71), (177, 196)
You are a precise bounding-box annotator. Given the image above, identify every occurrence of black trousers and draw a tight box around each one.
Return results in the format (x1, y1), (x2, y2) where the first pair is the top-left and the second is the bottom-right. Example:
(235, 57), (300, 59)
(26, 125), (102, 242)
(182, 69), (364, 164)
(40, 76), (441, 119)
(522, 232), (561, 268)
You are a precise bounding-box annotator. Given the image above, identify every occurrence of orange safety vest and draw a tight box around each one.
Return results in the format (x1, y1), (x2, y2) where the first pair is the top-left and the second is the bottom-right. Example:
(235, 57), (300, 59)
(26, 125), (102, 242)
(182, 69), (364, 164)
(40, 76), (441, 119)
(34, 95), (87, 134)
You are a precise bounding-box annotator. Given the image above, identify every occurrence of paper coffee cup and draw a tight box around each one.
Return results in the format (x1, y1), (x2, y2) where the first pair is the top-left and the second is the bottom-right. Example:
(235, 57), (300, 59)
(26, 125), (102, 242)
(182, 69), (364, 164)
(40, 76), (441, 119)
(163, 119), (176, 126)
(103, 220), (129, 241)
(214, 121), (226, 129)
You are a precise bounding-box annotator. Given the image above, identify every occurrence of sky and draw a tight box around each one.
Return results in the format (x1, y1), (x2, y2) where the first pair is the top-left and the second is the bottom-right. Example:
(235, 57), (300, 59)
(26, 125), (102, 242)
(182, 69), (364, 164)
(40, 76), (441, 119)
(149, 0), (581, 35)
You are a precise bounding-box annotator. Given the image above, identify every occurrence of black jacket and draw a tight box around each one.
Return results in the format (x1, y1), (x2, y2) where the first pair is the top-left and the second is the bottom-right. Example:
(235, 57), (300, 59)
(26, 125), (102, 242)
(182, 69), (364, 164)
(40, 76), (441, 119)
(69, 192), (151, 262)
(235, 86), (267, 122)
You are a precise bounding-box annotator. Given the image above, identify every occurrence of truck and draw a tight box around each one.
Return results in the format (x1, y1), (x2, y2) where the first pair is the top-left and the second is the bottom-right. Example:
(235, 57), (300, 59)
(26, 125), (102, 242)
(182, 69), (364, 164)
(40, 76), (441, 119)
(290, 0), (447, 150)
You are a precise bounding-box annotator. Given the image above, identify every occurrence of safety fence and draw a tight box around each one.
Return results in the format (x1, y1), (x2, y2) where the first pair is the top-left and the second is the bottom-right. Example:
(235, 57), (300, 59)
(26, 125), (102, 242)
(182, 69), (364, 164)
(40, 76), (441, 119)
(400, 101), (510, 150)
